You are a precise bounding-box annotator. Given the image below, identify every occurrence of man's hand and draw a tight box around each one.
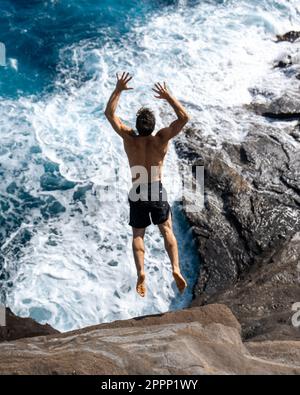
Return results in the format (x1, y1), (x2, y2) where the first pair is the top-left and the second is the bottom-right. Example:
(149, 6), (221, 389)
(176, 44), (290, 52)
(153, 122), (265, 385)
(154, 81), (190, 142)
(152, 82), (170, 100)
(116, 71), (133, 92)
(104, 72), (134, 138)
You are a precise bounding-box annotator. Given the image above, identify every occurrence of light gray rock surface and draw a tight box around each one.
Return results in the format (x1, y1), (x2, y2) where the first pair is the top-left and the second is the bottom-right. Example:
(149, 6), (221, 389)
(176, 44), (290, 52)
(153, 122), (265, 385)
(0, 304), (299, 375)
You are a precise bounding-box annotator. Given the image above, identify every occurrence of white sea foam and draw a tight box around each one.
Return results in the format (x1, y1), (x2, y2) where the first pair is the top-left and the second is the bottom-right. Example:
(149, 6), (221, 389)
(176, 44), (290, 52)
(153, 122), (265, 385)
(3, 0), (300, 331)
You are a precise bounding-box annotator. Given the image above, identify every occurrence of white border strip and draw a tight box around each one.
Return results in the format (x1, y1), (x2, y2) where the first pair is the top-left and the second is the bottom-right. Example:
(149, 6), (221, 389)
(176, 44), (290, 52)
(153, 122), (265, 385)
(0, 42), (6, 67)
(0, 304), (6, 327)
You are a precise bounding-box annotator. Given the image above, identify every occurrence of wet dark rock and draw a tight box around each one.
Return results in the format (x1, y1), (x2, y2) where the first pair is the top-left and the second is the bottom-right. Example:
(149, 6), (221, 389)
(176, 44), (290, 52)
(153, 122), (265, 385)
(175, 102), (300, 341)
(276, 31), (300, 43)
(290, 129), (300, 142)
(249, 93), (300, 121)
(0, 308), (59, 343)
(263, 112), (300, 121)
(192, 233), (300, 341)
(274, 55), (292, 69)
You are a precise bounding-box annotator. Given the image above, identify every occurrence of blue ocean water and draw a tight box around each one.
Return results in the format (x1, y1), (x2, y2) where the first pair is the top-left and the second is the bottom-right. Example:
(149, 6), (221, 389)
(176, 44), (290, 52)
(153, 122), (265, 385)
(0, 0), (299, 331)
(0, 0), (179, 96)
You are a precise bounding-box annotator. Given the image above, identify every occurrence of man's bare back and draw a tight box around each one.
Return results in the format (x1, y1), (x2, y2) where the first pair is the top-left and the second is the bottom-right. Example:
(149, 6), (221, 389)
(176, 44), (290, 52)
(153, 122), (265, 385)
(104, 72), (189, 297)
(123, 134), (168, 183)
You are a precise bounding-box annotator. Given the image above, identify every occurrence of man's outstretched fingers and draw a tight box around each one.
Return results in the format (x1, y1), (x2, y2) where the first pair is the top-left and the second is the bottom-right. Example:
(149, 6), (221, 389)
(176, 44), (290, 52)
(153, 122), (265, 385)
(155, 83), (162, 91)
(115, 72), (134, 90)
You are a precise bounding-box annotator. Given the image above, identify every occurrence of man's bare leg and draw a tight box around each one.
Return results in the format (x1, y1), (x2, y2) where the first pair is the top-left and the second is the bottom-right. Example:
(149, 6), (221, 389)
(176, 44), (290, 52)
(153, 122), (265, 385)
(158, 215), (187, 293)
(132, 227), (146, 297)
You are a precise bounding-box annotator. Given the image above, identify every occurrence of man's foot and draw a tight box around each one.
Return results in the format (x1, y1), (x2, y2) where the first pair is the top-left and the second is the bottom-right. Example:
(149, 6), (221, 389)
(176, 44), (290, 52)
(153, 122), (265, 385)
(173, 271), (187, 294)
(136, 273), (146, 297)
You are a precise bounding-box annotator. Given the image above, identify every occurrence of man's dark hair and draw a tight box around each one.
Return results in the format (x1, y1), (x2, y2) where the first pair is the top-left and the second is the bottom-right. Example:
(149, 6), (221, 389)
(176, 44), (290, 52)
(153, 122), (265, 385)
(136, 107), (155, 136)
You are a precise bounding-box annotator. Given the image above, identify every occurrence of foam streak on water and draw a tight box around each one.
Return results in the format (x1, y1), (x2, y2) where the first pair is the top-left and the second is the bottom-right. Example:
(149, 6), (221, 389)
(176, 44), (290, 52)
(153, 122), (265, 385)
(1, 0), (300, 331)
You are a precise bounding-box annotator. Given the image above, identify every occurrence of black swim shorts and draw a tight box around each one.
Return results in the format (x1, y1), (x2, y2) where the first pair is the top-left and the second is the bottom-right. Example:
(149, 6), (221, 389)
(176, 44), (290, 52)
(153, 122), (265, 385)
(128, 181), (171, 228)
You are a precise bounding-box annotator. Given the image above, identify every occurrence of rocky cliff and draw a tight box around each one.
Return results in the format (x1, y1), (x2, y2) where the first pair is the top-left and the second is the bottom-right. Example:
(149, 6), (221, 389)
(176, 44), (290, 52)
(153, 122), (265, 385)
(175, 32), (300, 342)
(0, 304), (299, 375)
(0, 307), (59, 342)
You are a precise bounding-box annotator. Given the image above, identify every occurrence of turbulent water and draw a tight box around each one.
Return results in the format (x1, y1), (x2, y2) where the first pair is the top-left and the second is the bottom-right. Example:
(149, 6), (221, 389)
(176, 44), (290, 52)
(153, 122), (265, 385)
(0, 0), (299, 331)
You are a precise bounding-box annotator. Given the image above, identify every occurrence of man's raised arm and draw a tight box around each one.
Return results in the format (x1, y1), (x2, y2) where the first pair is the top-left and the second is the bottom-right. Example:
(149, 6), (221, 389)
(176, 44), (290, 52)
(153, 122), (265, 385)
(104, 72), (134, 138)
(153, 82), (190, 142)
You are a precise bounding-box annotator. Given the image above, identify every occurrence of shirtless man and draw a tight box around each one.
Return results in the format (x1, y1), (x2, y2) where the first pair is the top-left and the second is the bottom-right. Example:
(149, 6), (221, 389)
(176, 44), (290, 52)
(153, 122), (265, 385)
(105, 72), (189, 297)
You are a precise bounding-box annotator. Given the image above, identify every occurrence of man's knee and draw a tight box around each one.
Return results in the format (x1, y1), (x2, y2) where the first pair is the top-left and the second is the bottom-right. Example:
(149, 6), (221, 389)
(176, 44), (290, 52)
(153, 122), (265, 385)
(159, 219), (172, 237)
